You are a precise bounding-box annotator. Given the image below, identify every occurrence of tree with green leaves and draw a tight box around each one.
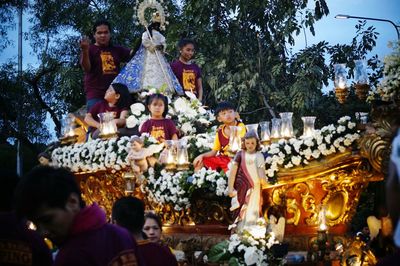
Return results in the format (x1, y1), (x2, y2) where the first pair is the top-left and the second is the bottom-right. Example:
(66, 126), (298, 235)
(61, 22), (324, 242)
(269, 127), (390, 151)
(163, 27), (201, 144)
(0, 0), (383, 170)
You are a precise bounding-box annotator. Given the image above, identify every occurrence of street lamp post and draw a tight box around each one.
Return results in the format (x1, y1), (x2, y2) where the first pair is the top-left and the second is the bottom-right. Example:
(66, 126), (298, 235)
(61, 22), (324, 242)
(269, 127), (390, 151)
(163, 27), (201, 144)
(335, 14), (400, 40)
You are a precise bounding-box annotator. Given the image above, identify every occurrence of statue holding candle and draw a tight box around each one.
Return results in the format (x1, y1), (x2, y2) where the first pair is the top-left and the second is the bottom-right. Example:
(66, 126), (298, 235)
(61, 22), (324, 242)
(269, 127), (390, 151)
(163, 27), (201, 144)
(227, 131), (267, 231)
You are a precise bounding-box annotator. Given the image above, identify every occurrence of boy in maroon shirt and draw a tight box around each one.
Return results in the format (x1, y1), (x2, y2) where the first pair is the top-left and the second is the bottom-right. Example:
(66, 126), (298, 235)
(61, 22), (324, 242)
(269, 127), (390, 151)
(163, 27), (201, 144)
(80, 20), (132, 111)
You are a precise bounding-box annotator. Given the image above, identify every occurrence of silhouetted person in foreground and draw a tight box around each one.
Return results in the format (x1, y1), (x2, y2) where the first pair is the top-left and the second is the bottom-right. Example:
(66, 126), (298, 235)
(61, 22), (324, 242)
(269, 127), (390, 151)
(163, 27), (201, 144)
(0, 169), (52, 266)
(14, 166), (141, 266)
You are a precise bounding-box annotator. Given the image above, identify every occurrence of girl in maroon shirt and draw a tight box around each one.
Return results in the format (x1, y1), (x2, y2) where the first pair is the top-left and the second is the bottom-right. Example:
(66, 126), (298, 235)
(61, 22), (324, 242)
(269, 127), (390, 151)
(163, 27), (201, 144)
(139, 93), (178, 143)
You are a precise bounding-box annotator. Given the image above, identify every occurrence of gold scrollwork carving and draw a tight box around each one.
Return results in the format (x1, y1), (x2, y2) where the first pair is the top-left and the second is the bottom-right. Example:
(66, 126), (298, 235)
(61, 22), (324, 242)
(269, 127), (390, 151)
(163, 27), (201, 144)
(286, 198), (301, 225)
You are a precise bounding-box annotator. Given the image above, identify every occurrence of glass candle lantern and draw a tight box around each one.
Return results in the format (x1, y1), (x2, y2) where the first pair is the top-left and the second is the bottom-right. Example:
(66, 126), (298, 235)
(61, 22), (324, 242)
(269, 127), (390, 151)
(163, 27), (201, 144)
(176, 139), (190, 171)
(355, 112), (368, 124)
(60, 115), (77, 144)
(270, 118), (281, 140)
(229, 126), (242, 155)
(98, 112), (117, 138)
(246, 123), (259, 138)
(280, 112), (294, 138)
(334, 63), (348, 104)
(165, 140), (177, 171)
(354, 60), (370, 101)
(259, 121), (271, 145)
(301, 116), (316, 138)
(122, 172), (136, 193)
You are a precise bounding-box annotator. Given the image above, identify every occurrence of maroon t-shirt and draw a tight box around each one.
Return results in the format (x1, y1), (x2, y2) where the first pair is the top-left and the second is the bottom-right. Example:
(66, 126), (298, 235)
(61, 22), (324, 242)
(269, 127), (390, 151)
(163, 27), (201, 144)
(83, 44), (131, 100)
(139, 119), (178, 142)
(88, 100), (128, 123)
(170, 60), (202, 95)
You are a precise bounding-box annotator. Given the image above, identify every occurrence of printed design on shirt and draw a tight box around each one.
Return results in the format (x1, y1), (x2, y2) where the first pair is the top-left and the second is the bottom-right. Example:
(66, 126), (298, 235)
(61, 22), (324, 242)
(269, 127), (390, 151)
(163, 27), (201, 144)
(0, 240), (33, 265)
(109, 249), (138, 266)
(182, 69), (196, 92)
(100, 51), (117, 74)
(150, 126), (166, 142)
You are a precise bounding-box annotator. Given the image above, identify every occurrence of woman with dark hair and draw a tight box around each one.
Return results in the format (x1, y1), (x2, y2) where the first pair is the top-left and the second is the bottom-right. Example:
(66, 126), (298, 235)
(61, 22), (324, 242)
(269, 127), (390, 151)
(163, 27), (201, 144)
(143, 212), (163, 244)
(170, 38), (203, 101)
(113, 12), (184, 96)
(84, 83), (132, 139)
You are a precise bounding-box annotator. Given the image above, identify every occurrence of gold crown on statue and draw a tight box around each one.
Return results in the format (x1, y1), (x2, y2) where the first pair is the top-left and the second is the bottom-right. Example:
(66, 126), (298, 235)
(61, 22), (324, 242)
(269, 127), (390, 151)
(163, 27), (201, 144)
(152, 11), (162, 23)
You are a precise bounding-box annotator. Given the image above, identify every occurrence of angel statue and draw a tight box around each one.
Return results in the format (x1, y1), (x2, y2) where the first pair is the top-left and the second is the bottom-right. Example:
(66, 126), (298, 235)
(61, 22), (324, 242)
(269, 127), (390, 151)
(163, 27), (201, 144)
(127, 135), (164, 177)
(113, 0), (183, 96)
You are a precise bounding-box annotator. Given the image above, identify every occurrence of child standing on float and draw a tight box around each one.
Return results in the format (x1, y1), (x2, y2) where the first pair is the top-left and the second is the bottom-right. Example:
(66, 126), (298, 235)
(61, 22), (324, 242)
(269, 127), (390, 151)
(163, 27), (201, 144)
(170, 38), (203, 101)
(139, 93), (178, 143)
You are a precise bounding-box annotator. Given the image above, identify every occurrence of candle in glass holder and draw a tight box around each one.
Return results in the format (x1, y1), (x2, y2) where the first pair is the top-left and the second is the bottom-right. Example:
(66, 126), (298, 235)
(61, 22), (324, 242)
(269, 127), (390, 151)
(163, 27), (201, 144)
(301, 116), (316, 138)
(176, 139), (190, 171)
(246, 123), (259, 138)
(280, 112), (294, 138)
(271, 118), (281, 140)
(260, 121), (271, 145)
(165, 140), (177, 171)
(60, 115), (78, 144)
(98, 112), (117, 138)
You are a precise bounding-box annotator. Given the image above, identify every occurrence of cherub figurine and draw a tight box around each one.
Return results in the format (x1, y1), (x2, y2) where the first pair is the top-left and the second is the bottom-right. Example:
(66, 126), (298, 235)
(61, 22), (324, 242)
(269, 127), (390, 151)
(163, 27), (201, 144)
(228, 131), (267, 231)
(127, 136), (164, 176)
(127, 136), (149, 176)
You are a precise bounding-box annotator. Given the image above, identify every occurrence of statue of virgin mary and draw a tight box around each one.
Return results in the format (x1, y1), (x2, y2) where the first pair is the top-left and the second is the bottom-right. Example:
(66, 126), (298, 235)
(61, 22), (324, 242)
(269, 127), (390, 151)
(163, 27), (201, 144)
(113, 3), (183, 96)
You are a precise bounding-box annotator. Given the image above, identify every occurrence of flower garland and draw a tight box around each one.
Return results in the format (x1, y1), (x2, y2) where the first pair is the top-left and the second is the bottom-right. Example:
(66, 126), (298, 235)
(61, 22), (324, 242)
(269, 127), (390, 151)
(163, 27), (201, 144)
(263, 116), (359, 183)
(51, 134), (158, 173)
(206, 218), (281, 266)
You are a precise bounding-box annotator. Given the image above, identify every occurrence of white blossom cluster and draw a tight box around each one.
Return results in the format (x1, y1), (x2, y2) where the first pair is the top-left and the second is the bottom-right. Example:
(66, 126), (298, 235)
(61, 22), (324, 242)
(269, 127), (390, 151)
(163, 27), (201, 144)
(186, 131), (216, 155)
(126, 102), (149, 129)
(223, 218), (278, 266)
(368, 42), (400, 102)
(51, 137), (131, 172)
(169, 96), (215, 135)
(143, 168), (190, 211)
(187, 167), (228, 196)
(263, 116), (360, 181)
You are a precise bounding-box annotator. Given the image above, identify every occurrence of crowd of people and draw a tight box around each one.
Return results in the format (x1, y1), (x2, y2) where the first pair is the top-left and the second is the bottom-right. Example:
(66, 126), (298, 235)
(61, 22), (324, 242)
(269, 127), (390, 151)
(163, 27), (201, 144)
(0, 165), (178, 266)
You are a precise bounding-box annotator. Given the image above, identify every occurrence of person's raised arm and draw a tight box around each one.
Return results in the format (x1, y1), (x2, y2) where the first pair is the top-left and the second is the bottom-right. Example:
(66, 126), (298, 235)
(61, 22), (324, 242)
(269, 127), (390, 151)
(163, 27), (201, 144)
(80, 36), (91, 72)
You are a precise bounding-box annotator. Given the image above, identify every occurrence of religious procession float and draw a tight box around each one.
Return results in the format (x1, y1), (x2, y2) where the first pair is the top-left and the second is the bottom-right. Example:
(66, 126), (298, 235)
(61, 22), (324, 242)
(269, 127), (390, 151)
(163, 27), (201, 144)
(47, 1), (400, 265)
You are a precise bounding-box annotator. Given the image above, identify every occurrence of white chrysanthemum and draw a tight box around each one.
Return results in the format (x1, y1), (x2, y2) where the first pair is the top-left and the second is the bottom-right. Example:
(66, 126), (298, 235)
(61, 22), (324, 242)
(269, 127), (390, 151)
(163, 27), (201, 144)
(130, 103), (145, 116)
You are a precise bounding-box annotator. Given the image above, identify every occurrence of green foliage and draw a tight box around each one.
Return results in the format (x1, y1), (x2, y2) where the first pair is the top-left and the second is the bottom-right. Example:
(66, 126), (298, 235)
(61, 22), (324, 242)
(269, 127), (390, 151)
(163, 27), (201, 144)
(0, 0), (384, 158)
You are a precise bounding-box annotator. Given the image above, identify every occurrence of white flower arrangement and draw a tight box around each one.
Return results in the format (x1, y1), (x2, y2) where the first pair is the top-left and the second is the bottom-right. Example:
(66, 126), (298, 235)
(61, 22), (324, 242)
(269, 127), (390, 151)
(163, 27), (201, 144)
(143, 168), (191, 211)
(186, 167), (228, 197)
(263, 116), (360, 183)
(51, 134), (159, 173)
(126, 102), (149, 129)
(367, 41), (400, 103)
(207, 218), (281, 266)
(143, 167), (228, 211)
(51, 137), (131, 172)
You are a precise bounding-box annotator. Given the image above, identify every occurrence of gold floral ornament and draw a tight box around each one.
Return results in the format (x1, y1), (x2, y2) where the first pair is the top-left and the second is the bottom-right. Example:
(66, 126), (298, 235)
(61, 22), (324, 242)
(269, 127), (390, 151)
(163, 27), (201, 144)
(133, 0), (169, 30)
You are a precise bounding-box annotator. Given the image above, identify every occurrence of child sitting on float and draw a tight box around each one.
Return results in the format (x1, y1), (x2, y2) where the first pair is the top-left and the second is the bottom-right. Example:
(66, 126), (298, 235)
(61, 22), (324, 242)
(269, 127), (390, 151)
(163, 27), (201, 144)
(84, 83), (131, 139)
(193, 101), (245, 172)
